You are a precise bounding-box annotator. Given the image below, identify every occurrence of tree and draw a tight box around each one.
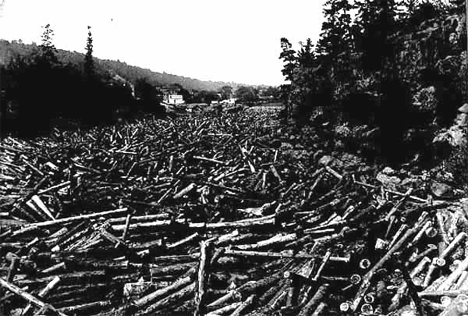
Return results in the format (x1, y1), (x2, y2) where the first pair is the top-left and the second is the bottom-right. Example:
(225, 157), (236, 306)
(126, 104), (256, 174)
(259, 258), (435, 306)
(84, 26), (94, 77)
(135, 78), (161, 102)
(38, 23), (58, 64)
(235, 86), (259, 103)
(279, 38), (298, 118)
(316, 0), (355, 63)
(354, 0), (398, 71)
(219, 85), (233, 100)
(261, 86), (281, 99)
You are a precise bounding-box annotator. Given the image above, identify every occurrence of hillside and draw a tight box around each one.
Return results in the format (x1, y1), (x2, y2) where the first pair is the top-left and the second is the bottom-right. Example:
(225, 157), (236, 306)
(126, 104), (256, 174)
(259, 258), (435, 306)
(277, 1), (468, 170)
(0, 39), (243, 91)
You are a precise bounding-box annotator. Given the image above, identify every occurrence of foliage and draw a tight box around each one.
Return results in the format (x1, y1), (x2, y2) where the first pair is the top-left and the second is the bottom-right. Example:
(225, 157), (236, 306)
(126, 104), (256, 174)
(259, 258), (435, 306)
(38, 23), (58, 65)
(234, 86), (259, 103)
(0, 25), (139, 136)
(0, 40), (243, 92)
(278, 0), (462, 163)
(219, 85), (233, 100)
(446, 140), (468, 189)
(192, 90), (220, 104)
(84, 26), (94, 77)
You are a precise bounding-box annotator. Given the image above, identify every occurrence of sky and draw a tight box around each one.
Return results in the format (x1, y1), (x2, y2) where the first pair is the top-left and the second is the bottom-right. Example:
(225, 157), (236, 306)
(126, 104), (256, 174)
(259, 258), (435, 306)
(0, 0), (326, 86)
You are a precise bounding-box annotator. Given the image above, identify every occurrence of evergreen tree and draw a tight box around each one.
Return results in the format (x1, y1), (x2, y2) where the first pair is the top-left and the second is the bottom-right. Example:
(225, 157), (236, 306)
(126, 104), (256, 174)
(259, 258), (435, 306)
(354, 0), (398, 71)
(315, 0), (357, 105)
(316, 0), (355, 66)
(279, 38), (297, 119)
(84, 26), (94, 77)
(38, 23), (58, 64)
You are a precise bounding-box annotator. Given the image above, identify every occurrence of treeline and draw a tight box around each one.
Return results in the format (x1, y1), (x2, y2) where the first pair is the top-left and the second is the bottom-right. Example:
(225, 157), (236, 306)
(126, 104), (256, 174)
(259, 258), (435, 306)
(0, 26), (281, 137)
(0, 39), (242, 93)
(0, 25), (145, 137)
(279, 0), (465, 163)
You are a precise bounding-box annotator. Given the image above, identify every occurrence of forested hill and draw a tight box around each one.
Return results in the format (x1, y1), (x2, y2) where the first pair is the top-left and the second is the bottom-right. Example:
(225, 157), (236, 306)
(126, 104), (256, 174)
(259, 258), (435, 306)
(0, 39), (241, 91)
(278, 0), (468, 170)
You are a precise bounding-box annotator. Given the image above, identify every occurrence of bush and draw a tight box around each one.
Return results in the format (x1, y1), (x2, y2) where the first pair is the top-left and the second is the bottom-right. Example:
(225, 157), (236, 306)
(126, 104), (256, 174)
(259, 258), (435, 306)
(446, 141), (468, 189)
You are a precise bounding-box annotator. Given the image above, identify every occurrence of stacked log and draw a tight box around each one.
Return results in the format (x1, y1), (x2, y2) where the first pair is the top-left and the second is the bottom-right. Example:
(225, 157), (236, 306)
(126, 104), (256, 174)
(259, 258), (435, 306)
(0, 110), (466, 315)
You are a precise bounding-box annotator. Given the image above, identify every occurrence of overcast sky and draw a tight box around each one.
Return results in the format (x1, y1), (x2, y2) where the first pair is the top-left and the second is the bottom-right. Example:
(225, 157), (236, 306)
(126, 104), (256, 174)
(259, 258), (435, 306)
(0, 0), (326, 86)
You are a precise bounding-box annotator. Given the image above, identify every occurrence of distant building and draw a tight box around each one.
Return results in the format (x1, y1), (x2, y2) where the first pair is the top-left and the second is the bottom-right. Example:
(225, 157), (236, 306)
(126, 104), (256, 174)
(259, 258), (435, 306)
(221, 98), (237, 106)
(163, 94), (184, 105)
(161, 93), (185, 113)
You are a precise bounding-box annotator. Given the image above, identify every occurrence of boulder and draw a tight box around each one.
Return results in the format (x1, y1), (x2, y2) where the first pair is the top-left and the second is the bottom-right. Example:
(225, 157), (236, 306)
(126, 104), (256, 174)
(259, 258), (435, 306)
(433, 125), (466, 148)
(376, 173), (401, 190)
(381, 166), (396, 176)
(430, 181), (453, 198)
(318, 155), (335, 167)
(412, 86), (437, 114)
(458, 103), (468, 113)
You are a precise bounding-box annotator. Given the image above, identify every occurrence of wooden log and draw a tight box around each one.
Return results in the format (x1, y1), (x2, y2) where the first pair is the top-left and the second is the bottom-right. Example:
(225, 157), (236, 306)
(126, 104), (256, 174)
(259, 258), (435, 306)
(122, 213), (133, 241)
(312, 251), (331, 281)
(193, 156), (227, 166)
(0, 277), (66, 316)
(298, 283), (330, 316)
(353, 180), (428, 203)
(207, 289), (242, 309)
(6, 255), (19, 282)
(150, 262), (195, 277)
(30, 195), (55, 221)
(206, 302), (242, 316)
(57, 300), (112, 314)
(38, 181), (71, 195)
(235, 233), (297, 250)
(419, 289), (468, 297)
(222, 249), (350, 262)
(167, 233), (200, 250)
(173, 183), (197, 199)
(384, 188), (413, 221)
(229, 294), (255, 316)
(440, 232), (467, 262)
(0, 286), (29, 304)
(351, 212), (428, 311)
(134, 273), (194, 308)
(311, 302), (328, 316)
(15, 270), (106, 287)
(22, 276), (60, 316)
(112, 215), (276, 232)
(108, 213), (170, 225)
(21, 208), (128, 229)
(138, 282), (196, 315)
(11, 176), (49, 222)
(194, 240), (210, 316)
(436, 211), (450, 246)
(51, 222), (92, 252)
(397, 258), (425, 316)
(435, 255), (468, 292)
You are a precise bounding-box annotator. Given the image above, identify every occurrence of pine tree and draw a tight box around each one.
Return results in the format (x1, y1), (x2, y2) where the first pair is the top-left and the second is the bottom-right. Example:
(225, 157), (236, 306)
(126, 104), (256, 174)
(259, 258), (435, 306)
(316, 0), (355, 63)
(279, 38), (297, 84)
(279, 38), (297, 120)
(315, 0), (356, 102)
(84, 26), (94, 77)
(354, 0), (398, 71)
(39, 24), (58, 64)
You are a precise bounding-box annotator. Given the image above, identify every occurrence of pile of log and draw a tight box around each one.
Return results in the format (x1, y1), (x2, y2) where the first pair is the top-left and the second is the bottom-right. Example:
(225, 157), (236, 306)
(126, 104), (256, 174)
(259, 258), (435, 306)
(0, 110), (467, 315)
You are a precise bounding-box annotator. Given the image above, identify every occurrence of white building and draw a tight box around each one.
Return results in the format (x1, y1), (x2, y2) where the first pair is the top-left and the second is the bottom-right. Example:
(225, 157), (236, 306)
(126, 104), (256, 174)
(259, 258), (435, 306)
(163, 94), (184, 105)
